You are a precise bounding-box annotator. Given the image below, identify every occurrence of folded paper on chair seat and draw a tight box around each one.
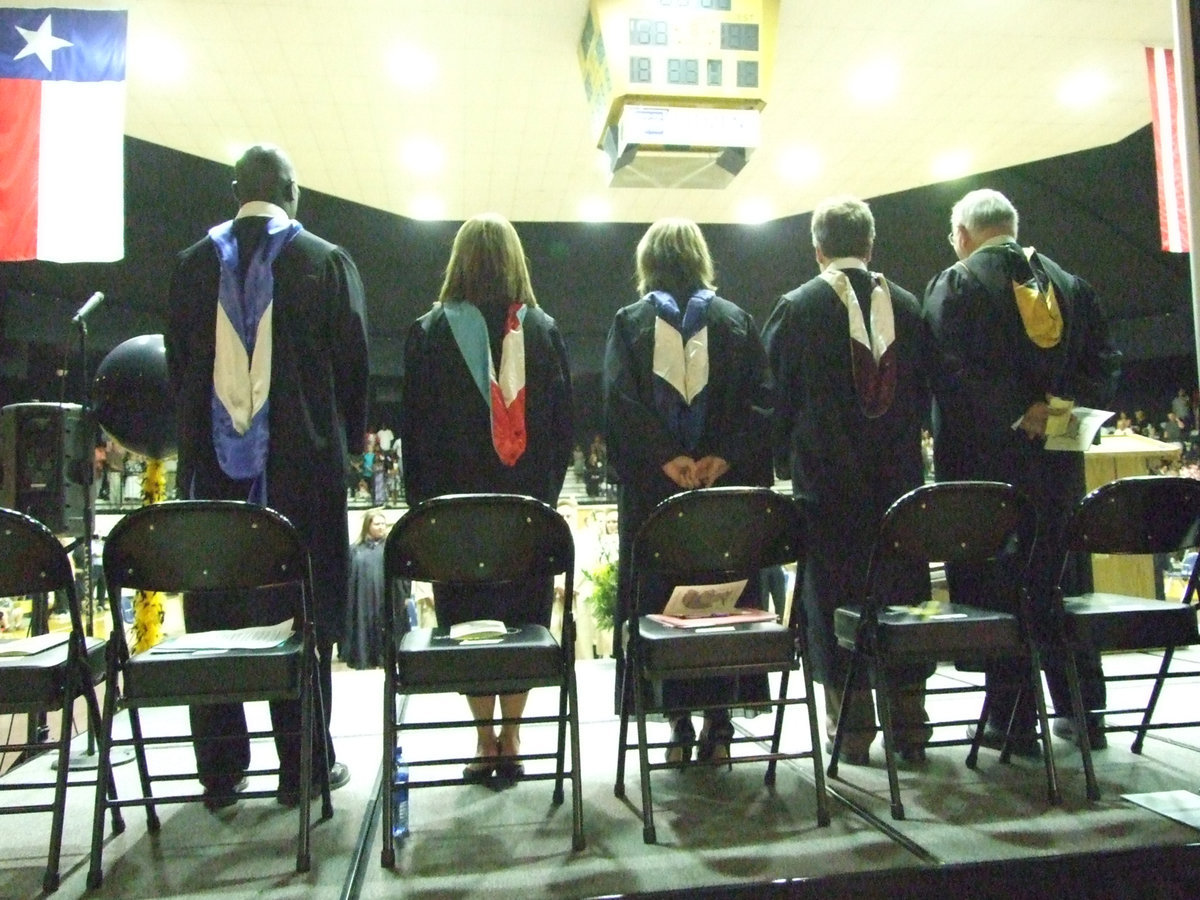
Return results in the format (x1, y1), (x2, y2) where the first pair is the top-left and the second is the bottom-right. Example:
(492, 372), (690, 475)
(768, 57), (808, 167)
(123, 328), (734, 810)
(660, 579), (748, 617)
(147, 618), (294, 653)
(647, 609), (777, 628)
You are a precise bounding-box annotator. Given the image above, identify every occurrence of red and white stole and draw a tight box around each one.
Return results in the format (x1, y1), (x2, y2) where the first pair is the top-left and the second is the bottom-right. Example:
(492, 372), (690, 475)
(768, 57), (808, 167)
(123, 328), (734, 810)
(443, 300), (527, 466)
(491, 303), (527, 466)
(819, 263), (897, 419)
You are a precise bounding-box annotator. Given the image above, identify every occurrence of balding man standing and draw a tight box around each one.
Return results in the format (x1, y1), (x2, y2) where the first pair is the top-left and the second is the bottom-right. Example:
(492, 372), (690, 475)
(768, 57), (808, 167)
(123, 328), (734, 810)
(924, 188), (1121, 754)
(166, 144), (369, 809)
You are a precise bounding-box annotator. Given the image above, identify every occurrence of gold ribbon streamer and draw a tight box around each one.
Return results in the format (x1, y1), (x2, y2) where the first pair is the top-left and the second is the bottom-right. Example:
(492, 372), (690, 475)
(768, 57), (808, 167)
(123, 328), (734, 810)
(130, 457), (167, 653)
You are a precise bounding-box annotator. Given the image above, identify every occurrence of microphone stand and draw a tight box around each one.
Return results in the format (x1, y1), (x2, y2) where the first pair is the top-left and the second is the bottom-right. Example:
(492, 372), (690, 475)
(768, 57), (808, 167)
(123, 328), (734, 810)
(54, 295), (133, 770)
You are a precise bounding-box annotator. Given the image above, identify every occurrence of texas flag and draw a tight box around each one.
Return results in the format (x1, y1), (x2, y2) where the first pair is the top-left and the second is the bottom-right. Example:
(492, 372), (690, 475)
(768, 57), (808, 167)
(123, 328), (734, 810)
(0, 8), (127, 262)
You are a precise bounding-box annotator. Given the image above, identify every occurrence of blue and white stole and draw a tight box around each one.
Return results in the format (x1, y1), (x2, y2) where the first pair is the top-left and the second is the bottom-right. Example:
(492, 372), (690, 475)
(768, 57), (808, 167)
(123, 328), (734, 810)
(649, 289), (712, 452)
(208, 211), (302, 503)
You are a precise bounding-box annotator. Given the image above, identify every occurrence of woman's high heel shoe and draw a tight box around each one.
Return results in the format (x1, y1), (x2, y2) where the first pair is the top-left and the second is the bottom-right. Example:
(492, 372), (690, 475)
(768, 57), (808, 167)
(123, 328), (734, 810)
(697, 712), (734, 768)
(665, 716), (695, 764)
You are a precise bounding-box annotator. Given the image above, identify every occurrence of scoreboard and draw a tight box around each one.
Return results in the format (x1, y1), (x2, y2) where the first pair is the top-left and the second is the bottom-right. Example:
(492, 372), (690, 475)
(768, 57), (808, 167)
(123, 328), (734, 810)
(579, 0), (779, 149)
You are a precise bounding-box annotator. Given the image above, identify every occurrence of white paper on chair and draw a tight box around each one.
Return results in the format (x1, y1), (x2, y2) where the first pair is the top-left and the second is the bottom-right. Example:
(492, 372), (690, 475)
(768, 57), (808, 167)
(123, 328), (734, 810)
(660, 579), (749, 617)
(0, 632), (69, 656)
(148, 618), (294, 654)
(1122, 790), (1200, 830)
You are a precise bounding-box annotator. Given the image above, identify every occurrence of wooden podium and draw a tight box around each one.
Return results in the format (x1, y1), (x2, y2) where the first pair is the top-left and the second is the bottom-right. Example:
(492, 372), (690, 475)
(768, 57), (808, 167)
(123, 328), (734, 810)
(1083, 433), (1182, 598)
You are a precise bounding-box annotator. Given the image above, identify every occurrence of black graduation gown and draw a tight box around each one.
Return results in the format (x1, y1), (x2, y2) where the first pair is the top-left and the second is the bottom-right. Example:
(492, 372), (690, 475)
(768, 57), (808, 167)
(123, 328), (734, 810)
(603, 294), (773, 716)
(167, 217), (370, 643)
(342, 537), (385, 669)
(399, 301), (573, 628)
(166, 215), (369, 788)
(762, 269), (931, 687)
(924, 241), (1122, 723)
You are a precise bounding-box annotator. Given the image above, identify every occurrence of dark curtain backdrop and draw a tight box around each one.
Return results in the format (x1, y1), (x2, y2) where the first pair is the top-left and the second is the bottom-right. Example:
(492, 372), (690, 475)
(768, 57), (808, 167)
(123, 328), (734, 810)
(0, 125), (1194, 436)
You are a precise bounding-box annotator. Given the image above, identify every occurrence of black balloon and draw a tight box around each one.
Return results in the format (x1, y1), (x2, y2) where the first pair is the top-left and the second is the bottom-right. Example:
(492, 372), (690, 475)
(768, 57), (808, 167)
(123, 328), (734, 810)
(93, 334), (177, 458)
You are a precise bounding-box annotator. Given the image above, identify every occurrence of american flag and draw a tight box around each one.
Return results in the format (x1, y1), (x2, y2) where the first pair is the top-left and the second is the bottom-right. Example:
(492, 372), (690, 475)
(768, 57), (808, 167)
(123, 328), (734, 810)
(1146, 46), (1190, 254)
(0, 7), (127, 263)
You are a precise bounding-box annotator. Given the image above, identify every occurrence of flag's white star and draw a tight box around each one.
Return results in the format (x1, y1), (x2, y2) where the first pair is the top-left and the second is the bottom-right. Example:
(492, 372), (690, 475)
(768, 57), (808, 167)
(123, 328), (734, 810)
(14, 14), (74, 72)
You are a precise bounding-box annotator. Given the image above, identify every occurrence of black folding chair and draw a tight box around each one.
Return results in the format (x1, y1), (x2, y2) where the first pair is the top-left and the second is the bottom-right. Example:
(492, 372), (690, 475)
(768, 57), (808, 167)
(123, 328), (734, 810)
(0, 508), (119, 893)
(830, 481), (1060, 820)
(381, 493), (584, 865)
(616, 487), (830, 844)
(1055, 475), (1200, 800)
(87, 500), (331, 888)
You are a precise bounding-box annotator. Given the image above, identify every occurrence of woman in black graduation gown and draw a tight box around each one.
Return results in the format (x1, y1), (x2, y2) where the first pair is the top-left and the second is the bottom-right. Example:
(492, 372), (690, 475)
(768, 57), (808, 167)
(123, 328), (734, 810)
(603, 217), (773, 763)
(400, 213), (573, 780)
(341, 508), (388, 669)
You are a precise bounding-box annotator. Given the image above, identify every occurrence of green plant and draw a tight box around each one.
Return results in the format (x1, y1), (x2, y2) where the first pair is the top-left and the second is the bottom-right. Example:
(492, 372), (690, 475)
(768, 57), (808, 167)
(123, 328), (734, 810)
(583, 558), (617, 631)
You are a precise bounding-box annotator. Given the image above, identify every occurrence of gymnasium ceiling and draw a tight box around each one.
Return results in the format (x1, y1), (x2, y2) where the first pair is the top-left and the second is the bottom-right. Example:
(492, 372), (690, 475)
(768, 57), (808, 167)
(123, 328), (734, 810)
(10, 0), (1182, 225)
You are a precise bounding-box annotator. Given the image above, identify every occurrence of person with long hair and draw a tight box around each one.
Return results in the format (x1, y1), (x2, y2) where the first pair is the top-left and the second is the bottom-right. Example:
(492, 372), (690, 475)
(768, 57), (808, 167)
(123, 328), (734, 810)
(603, 217), (772, 764)
(341, 508), (389, 670)
(400, 213), (573, 781)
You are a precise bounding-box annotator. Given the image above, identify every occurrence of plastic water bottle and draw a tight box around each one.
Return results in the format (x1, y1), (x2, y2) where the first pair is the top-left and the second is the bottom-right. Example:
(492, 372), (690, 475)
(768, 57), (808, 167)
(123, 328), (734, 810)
(392, 746), (409, 842)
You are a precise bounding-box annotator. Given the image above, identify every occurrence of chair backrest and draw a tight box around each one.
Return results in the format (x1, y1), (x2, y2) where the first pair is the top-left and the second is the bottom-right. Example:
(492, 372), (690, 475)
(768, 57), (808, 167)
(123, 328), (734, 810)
(0, 507), (75, 600)
(103, 500), (310, 595)
(632, 486), (803, 585)
(870, 481), (1034, 572)
(1066, 476), (1200, 556)
(385, 493), (574, 586)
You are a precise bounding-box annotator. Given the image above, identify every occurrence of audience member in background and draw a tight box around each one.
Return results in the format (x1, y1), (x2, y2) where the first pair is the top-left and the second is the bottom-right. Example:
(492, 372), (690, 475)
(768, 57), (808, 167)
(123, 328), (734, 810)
(763, 195), (933, 766)
(342, 508), (389, 670)
(400, 212), (573, 783)
(603, 217), (773, 764)
(1171, 388), (1192, 428)
(924, 188), (1121, 754)
(166, 143), (368, 808)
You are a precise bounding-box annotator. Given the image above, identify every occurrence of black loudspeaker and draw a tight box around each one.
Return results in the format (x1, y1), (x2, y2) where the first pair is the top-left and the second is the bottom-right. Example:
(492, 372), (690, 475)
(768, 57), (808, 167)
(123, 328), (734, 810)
(0, 402), (90, 537)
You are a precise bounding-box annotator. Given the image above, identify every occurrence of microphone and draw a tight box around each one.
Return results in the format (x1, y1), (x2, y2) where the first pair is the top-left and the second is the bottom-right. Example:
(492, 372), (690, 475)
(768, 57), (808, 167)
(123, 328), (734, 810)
(71, 291), (105, 324)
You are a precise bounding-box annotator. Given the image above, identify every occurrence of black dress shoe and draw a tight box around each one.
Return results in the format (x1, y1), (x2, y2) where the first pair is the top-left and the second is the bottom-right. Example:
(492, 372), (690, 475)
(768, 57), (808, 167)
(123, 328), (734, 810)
(278, 762), (350, 808)
(1052, 716), (1108, 749)
(203, 775), (248, 812)
(898, 746), (927, 764)
(328, 761), (351, 791)
(966, 724), (1041, 758)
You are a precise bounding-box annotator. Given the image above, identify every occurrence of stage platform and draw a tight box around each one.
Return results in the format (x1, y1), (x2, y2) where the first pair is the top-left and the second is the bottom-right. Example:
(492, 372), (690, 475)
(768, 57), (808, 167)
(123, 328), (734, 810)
(2, 650), (1200, 899)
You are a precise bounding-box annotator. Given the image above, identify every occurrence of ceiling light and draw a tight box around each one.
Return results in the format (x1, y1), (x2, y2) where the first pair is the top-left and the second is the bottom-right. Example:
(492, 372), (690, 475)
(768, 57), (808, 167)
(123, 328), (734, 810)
(387, 44), (436, 91)
(1058, 70), (1110, 108)
(579, 197), (611, 222)
(848, 59), (899, 104)
(931, 150), (972, 181)
(409, 193), (445, 221)
(736, 199), (772, 225)
(401, 137), (444, 176)
(777, 146), (822, 184)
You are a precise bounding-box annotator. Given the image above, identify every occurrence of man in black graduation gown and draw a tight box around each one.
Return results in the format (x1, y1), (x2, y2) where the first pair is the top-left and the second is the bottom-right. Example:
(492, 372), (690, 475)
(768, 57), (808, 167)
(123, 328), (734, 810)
(166, 144), (369, 808)
(924, 188), (1121, 752)
(763, 196), (933, 766)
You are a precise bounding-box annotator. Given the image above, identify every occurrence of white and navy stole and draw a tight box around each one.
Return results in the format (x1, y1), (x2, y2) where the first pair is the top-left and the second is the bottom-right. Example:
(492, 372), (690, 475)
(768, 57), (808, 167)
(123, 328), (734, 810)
(649, 289), (712, 451)
(819, 263), (896, 419)
(443, 300), (528, 466)
(207, 214), (302, 503)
